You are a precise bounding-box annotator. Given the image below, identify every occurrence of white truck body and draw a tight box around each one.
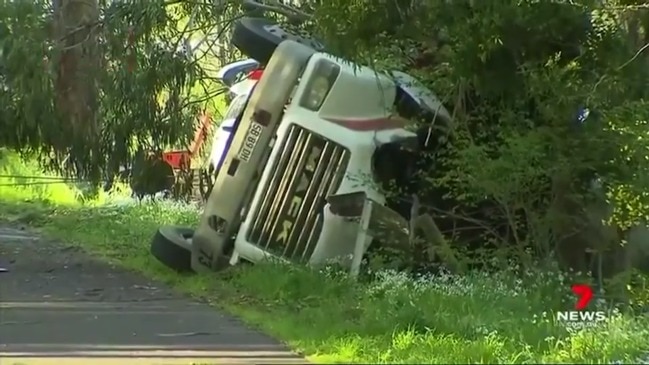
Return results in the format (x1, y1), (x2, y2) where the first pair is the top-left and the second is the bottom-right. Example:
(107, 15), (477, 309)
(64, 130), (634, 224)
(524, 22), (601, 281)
(192, 41), (449, 272)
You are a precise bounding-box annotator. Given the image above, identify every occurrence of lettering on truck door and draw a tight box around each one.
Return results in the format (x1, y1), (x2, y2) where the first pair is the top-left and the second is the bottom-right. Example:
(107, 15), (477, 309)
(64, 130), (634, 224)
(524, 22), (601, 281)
(275, 146), (321, 245)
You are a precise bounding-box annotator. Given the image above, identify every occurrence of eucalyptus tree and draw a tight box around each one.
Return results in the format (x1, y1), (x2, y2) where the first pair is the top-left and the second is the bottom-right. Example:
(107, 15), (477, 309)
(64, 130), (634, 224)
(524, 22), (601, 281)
(0, 0), (241, 183)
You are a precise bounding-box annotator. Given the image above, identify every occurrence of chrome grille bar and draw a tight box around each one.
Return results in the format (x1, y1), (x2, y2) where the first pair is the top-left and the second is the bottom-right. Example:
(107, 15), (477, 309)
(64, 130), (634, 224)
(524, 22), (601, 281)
(247, 124), (350, 261)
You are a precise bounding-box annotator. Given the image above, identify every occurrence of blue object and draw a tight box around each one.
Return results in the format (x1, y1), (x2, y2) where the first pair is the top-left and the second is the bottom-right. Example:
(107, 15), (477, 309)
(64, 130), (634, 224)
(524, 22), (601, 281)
(217, 59), (260, 87)
(576, 106), (590, 125)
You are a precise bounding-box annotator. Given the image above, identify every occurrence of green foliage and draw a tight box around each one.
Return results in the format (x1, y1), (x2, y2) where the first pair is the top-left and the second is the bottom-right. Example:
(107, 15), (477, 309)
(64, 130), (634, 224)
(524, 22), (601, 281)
(0, 0), (228, 183)
(0, 149), (79, 204)
(309, 0), (649, 276)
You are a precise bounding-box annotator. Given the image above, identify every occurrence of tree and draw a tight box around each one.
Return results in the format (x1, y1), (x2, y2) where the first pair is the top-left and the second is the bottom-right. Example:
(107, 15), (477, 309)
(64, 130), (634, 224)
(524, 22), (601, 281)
(52, 0), (100, 178)
(306, 0), (649, 285)
(0, 0), (223, 182)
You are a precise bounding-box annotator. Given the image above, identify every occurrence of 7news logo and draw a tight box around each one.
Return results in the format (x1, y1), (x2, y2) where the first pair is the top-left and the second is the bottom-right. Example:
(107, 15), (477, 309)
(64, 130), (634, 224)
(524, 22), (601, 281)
(556, 284), (606, 328)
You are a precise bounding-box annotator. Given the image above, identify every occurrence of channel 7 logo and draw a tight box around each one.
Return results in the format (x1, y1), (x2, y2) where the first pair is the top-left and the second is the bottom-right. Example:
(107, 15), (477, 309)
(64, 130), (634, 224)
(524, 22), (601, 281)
(556, 284), (606, 326)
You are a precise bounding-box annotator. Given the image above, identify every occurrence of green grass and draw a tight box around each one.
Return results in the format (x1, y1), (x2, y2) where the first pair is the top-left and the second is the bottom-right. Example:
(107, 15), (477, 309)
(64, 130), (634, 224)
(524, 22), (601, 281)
(0, 150), (79, 204)
(1, 153), (648, 363)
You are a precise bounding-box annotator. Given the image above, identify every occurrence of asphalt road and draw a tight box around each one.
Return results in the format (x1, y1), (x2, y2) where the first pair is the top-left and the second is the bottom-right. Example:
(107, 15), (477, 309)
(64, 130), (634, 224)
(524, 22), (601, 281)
(0, 225), (306, 365)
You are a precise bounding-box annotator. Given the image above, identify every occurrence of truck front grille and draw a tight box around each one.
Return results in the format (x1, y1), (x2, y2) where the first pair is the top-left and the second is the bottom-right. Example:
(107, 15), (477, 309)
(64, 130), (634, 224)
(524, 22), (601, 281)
(246, 124), (350, 261)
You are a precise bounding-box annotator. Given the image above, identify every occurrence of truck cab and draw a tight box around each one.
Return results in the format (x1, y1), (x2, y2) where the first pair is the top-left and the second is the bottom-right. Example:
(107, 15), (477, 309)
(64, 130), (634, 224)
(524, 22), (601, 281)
(190, 40), (451, 272)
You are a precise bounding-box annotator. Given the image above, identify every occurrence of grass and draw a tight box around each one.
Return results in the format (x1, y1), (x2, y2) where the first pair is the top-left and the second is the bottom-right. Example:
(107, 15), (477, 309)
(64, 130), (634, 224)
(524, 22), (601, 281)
(0, 150), (79, 204)
(1, 153), (648, 364)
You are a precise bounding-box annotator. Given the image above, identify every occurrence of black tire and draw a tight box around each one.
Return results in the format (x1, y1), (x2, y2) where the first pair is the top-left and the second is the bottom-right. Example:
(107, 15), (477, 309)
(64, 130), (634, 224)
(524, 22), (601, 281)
(150, 226), (194, 273)
(231, 17), (324, 64)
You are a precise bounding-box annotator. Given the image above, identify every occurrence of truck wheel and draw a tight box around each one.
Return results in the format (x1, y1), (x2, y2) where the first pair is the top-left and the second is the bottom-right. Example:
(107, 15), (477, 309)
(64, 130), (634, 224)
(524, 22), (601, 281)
(231, 17), (324, 64)
(150, 226), (194, 273)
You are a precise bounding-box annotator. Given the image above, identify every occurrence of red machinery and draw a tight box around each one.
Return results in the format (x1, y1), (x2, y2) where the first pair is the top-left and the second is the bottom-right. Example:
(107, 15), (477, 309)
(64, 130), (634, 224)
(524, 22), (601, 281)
(162, 112), (214, 170)
(155, 112), (215, 200)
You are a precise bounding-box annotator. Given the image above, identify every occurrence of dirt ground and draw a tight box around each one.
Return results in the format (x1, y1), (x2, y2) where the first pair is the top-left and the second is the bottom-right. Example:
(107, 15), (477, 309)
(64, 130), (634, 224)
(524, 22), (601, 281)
(0, 224), (306, 365)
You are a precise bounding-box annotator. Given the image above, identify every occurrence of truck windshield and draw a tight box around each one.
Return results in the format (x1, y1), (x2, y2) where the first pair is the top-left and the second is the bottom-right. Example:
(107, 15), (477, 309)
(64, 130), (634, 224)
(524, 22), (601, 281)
(223, 93), (249, 126)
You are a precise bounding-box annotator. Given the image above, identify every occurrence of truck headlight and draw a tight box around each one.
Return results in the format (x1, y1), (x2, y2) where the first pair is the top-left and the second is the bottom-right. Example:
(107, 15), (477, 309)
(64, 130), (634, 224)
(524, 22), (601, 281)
(299, 60), (340, 111)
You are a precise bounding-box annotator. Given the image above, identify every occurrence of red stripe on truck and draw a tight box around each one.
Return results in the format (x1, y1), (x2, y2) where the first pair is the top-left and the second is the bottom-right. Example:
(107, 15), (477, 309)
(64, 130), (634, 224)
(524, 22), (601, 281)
(323, 116), (409, 131)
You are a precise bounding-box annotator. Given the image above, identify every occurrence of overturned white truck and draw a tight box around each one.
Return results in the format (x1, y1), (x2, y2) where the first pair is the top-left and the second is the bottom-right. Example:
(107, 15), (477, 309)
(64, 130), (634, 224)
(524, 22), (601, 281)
(150, 17), (451, 275)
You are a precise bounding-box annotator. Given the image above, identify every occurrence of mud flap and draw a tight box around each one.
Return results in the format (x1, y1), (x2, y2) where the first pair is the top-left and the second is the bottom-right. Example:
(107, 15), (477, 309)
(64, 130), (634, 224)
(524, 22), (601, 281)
(191, 40), (316, 273)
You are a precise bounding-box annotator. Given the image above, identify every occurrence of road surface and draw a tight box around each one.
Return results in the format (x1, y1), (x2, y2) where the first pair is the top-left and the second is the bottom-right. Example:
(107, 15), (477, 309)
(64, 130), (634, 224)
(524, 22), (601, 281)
(0, 225), (306, 365)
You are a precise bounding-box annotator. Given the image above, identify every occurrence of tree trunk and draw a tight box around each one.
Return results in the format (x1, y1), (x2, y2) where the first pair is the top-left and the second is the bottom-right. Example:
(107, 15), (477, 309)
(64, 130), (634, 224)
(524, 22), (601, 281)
(53, 0), (100, 148)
